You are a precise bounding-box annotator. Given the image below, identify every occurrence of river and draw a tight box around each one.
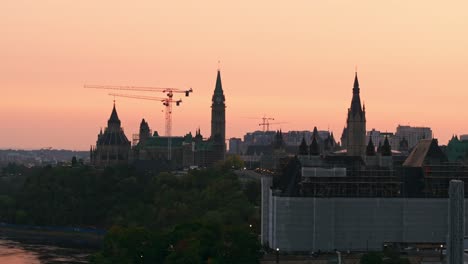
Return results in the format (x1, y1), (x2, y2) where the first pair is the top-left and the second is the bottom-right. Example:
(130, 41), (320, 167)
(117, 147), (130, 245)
(0, 239), (93, 264)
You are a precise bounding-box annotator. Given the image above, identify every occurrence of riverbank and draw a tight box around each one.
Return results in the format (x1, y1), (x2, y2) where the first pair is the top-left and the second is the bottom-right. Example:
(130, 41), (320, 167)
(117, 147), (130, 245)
(0, 223), (105, 249)
(0, 239), (94, 264)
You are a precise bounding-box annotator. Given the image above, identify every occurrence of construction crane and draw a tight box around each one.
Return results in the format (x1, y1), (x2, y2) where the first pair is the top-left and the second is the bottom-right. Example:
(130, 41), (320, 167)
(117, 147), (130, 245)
(259, 116), (275, 132)
(84, 84), (193, 160)
(84, 85), (193, 97)
(108, 93), (181, 160)
(243, 116), (275, 132)
(258, 122), (288, 132)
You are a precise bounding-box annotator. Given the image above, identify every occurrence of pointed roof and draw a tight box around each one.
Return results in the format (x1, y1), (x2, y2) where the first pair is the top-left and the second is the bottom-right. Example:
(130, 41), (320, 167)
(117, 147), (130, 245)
(309, 136), (320, 156)
(108, 103), (121, 126)
(353, 72), (359, 88)
(381, 136), (392, 156)
(215, 70), (223, 94)
(399, 137), (409, 151)
(139, 118), (150, 133)
(366, 137), (376, 156)
(299, 136), (308, 155)
(312, 126), (318, 137)
(212, 70), (226, 103)
(349, 72), (364, 117)
(403, 139), (448, 167)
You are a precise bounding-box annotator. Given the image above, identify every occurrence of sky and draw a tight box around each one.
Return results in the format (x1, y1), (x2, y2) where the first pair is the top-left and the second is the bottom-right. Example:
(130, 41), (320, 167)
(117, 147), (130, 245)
(1, 0), (468, 150)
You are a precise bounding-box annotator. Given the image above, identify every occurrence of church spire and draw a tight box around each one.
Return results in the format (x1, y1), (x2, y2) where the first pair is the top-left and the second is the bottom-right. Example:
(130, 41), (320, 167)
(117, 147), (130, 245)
(366, 137), (376, 156)
(212, 70), (225, 101)
(211, 68), (226, 158)
(350, 72), (363, 116)
(108, 102), (121, 128)
(353, 72), (359, 91)
(299, 135), (308, 155)
(346, 71), (366, 157)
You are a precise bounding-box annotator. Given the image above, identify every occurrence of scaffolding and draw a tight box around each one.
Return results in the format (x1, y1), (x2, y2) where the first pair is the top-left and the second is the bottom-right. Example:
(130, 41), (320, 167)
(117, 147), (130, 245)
(299, 169), (401, 197)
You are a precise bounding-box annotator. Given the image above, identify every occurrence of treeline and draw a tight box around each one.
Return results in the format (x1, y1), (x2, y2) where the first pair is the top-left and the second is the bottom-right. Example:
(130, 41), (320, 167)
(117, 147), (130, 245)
(0, 158), (262, 263)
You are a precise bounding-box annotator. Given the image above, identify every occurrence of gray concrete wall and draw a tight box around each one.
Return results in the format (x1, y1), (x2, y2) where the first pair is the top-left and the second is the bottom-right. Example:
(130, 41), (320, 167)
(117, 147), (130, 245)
(261, 176), (273, 246)
(265, 196), (468, 252)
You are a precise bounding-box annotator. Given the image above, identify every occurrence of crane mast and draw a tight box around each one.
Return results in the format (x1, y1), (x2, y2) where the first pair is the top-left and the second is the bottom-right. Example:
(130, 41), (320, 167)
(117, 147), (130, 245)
(259, 116), (275, 132)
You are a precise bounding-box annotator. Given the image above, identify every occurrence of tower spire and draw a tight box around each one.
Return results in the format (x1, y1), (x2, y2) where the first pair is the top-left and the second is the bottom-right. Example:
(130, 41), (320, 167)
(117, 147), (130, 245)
(346, 71), (366, 157)
(211, 67), (226, 158)
(353, 71), (360, 93)
(350, 71), (363, 116)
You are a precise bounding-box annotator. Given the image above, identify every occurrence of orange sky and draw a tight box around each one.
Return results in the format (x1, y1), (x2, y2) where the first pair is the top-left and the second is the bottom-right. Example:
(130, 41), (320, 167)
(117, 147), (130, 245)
(1, 0), (468, 150)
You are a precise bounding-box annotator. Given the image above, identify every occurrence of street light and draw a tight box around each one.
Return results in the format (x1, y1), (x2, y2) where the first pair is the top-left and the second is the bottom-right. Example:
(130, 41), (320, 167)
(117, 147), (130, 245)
(336, 251), (342, 264)
(439, 244), (444, 261)
(276, 248), (279, 263)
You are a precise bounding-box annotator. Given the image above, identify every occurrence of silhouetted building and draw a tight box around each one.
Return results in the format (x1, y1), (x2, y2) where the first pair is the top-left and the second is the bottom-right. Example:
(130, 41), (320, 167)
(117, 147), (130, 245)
(139, 119), (151, 145)
(259, 72), (468, 253)
(345, 73), (366, 156)
(194, 69), (227, 166)
(399, 137), (409, 152)
(298, 136), (308, 155)
(211, 70), (226, 154)
(90, 103), (131, 166)
(380, 136), (392, 156)
(366, 137), (376, 156)
(132, 70), (227, 168)
(393, 125), (432, 150)
(228, 137), (243, 155)
(447, 135), (468, 162)
(91, 70), (227, 169)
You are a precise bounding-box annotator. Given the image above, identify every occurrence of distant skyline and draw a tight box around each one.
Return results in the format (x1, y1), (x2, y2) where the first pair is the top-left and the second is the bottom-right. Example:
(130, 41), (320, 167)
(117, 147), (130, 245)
(1, 1), (468, 150)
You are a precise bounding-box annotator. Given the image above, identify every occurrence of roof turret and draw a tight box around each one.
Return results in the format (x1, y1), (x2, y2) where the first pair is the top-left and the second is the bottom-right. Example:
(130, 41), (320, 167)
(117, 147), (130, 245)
(299, 136), (308, 155)
(366, 137), (376, 156)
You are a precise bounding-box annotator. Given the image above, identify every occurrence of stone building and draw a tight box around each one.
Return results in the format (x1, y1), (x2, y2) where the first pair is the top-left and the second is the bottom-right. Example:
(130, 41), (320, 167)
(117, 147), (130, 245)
(345, 73), (366, 157)
(131, 69), (227, 168)
(90, 103), (131, 166)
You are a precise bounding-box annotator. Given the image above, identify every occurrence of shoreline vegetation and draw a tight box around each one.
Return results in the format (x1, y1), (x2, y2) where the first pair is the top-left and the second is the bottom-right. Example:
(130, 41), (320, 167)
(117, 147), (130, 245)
(0, 156), (262, 263)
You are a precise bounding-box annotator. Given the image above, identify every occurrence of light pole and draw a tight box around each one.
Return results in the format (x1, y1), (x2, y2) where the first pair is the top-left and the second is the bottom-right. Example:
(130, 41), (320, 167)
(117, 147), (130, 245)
(336, 251), (342, 264)
(439, 244), (443, 261)
(276, 248), (280, 263)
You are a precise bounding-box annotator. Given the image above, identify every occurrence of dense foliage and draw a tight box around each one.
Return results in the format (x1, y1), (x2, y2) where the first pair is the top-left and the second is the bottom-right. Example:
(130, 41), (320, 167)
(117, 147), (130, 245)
(0, 160), (261, 263)
(360, 249), (410, 264)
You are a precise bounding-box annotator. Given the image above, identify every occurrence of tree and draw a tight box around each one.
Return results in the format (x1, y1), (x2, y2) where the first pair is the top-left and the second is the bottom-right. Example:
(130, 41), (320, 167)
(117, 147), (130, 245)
(361, 252), (383, 264)
(219, 155), (245, 170)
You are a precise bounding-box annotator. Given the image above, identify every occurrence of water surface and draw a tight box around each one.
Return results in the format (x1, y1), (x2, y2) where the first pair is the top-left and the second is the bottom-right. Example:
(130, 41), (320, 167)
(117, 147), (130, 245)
(0, 239), (92, 264)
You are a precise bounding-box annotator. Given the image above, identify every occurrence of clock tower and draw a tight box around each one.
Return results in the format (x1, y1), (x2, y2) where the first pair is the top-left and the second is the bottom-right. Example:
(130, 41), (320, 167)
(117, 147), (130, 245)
(211, 69), (226, 148)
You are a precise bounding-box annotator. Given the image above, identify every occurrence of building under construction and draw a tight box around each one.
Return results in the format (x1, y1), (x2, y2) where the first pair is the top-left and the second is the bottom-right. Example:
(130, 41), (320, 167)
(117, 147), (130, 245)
(90, 69), (226, 169)
(261, 73), (468, 253)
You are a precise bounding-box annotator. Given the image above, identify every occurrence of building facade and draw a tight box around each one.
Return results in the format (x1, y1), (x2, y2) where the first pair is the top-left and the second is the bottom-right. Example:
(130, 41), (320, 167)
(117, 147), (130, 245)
(261, 191), (468, 251)
(393, 125), (432, 150)
(448, 180), (464, 264)
(345, 73), (366, 157)
(211, 70), (226, 155)
(260, 72), (468, 253)
(90, 103), (131, 166)
(91, 70), (226, 168)
(446, 135), (468, 162)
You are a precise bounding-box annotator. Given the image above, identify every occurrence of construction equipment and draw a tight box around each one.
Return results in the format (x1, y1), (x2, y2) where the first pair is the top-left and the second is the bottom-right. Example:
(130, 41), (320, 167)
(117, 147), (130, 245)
(259, 116), (275, 132)
(243, 115), (275, 132)
(84, 85), (193, 97)
(258, 122), (287, 132)
(84, 85), (193, 160)
(108, 93), (182, 160)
